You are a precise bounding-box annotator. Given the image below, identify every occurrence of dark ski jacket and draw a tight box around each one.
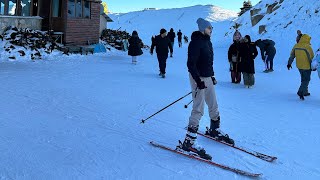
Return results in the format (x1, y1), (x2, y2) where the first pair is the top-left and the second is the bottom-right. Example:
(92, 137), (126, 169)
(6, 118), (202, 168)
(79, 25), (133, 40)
(239, 36), (258, 74)
(128, 35), (143, 56)
(228, 42), (241, 62)
(228, 42), (241, 72)
(167, 31), (176, 42)
(187, 31), (214, 83)
(150, 35), (173, 56)
(255, 39), (276, 60)
(177, 31), (183, 41)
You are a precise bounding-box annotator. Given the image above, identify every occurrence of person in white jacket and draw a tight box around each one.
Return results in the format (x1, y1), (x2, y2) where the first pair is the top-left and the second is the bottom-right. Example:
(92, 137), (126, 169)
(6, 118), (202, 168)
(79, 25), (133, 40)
(311, 48), (320, 78)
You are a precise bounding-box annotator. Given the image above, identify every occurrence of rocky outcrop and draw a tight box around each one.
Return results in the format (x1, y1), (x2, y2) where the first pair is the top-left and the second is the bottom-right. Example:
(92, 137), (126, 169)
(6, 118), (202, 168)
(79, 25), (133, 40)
(250, 8), (261, 16)
(251, 14), (265, 26)
(267, 2), (279, 14)
(259, 25), (266, 34)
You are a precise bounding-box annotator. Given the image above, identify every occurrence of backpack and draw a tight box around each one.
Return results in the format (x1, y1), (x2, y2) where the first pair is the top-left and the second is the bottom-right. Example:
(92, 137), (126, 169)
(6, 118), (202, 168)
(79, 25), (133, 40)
(311, 54), (320, 79)
(265, 39), (275, 47)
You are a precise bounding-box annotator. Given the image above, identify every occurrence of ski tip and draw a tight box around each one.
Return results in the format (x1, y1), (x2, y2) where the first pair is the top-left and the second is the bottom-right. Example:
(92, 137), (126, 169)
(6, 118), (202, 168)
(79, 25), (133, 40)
(253, 173), (263, 178)
(270, 157), (278, 162)
(140, 119), (145, 124)
(150, 141), (156, 145)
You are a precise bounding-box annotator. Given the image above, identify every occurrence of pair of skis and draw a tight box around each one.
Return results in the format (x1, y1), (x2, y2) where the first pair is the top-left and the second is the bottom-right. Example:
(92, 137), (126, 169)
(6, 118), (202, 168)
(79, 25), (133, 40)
(150, 131), (277, 178)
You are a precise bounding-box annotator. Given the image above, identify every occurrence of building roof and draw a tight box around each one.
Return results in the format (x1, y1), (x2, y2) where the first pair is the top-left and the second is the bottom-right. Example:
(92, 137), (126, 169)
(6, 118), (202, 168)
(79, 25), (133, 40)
(100, 4), (113, 22)
(102, 14), (113, 22)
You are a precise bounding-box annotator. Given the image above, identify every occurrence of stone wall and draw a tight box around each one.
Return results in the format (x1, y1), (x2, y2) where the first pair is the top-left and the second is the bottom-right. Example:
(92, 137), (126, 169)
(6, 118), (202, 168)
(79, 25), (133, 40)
(0, 16), (42, 34)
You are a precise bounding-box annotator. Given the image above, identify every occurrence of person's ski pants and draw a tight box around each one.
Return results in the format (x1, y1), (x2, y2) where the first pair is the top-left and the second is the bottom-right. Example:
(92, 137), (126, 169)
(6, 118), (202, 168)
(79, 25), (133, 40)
(178, 39), (182, 47)
(157, 54), (168, 74)
(171, 42), (174, 48)
(243, 73), (255, 86)
(298, 69), (311, 95)
(188, 74), (220, 128)
(132, 56), (137, 63)
(266, 51), (276, 70)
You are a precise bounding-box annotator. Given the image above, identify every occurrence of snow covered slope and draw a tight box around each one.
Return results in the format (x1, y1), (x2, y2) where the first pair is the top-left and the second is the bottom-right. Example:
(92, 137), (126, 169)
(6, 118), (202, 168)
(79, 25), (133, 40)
(108, 5), (237, 47)
(226, 0), (320, 50)
(1, 1), (320, 180)
(1, 44), (320, 179)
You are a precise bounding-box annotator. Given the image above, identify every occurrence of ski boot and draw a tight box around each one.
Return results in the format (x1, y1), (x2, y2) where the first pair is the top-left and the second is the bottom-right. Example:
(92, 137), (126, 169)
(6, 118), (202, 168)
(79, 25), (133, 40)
(263, 69), (270, 73)
(205, 117), (235, 146)
(177, 126), (212, 160)
(297, 91), (305, 100)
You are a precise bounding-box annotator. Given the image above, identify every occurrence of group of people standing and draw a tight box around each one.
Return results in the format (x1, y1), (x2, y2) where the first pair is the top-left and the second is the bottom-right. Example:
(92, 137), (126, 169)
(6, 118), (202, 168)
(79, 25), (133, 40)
(227, 28), (320, 101)
(227, 30), (276, 88)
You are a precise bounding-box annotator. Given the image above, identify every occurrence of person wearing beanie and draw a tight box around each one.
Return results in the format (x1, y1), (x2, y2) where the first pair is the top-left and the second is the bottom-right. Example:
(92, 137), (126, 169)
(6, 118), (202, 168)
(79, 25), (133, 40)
(150, 28), (173, 78)
(177, 18), (234, 160)
(128, 30), (143, 64)
(233, 29), (242, 42)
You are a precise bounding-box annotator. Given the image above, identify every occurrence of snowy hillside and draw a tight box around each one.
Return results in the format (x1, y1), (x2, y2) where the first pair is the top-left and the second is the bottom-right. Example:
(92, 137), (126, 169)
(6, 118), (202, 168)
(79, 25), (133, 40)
(1, 43), (320, 179)
(1, 1), (320, 180)
(108, 5), (238, 47)
(226, 0), (320, 51)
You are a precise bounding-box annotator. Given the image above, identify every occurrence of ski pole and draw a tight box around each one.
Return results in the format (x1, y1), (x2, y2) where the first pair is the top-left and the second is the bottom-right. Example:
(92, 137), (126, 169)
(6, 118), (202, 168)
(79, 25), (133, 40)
(184, 86), (199, 108)
(141, 91), (192, 124)
(184, 100), (193, 108)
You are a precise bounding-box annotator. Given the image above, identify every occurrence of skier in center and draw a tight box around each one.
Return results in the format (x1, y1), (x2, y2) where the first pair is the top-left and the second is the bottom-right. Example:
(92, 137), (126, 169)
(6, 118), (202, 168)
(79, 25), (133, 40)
(177, 18), (234, 160)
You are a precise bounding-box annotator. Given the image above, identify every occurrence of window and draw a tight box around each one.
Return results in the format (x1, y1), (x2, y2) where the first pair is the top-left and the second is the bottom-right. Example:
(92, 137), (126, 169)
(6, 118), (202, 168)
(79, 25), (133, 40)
(67, 0), (75, 17)
(8, 0), (17, 15)
(21, 0), (31, 16)
(0, 0), (35, 16)
(75, 0), (82, 17)
(84, 1), (90, 18)
(68, 0), (90, 18)
(0, 0), (5, 15)
(52, 0), (61, 17)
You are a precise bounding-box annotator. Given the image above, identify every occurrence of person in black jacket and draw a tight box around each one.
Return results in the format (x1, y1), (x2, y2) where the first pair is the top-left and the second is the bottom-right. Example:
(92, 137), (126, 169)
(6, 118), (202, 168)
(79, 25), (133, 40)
(167, 28), (176, 49)
(239, 35), (258, 88)
(177, 29), (183, 48)
(228, 40), (241, 83)
(128, 31), (143, 64)
(177, 18), (234, 160)
(255, 39), (276, 72)
(150, 28), (173, 78)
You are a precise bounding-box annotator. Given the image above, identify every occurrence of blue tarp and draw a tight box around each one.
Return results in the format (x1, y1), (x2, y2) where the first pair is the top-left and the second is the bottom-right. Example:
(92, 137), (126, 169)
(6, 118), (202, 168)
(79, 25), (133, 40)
(94, 43), (107, 53)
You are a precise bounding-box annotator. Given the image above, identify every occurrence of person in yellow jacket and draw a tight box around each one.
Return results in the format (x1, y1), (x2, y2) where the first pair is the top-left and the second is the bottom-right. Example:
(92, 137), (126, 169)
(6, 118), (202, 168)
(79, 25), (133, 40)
(287, 34), (315, 100)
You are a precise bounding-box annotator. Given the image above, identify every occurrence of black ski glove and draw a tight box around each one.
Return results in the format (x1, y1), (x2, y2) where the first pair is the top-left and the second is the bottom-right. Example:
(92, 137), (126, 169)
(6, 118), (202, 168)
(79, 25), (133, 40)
(211, 77), (217, 85)
(196, 81), (206, 89)
(287, 64), (292, 70)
